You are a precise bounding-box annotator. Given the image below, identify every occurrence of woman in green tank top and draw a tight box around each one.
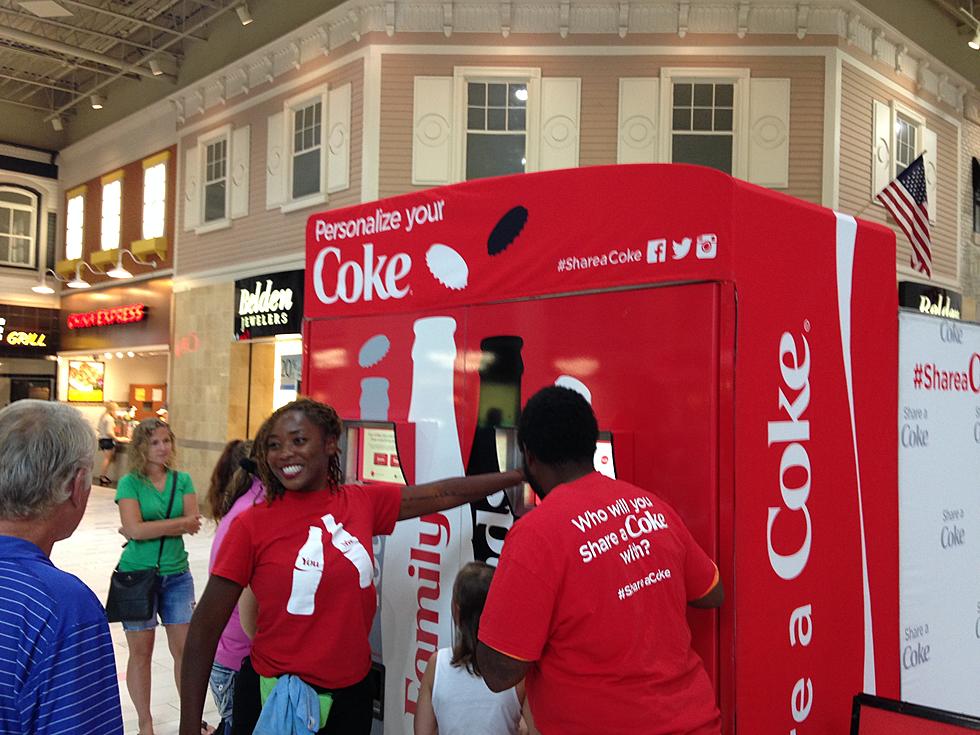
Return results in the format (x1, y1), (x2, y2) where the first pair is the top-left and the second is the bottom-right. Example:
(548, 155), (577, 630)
(115, 418), (204, 735)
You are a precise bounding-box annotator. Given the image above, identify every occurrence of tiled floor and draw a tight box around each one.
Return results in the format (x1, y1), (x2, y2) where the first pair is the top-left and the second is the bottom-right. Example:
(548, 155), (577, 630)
(51, 483), (220, 735)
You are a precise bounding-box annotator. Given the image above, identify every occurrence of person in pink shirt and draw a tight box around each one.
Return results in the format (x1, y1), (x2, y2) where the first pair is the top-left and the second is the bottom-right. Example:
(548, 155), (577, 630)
(204, 439), (266, 734)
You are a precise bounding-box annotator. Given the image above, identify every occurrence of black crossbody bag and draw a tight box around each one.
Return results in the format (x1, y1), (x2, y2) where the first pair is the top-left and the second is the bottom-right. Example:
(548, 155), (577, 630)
(105, 471), (177, 623)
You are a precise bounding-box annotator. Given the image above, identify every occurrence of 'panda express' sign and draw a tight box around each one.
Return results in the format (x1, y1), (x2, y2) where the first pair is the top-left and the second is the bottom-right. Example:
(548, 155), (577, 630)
(234, 269), (304, 340)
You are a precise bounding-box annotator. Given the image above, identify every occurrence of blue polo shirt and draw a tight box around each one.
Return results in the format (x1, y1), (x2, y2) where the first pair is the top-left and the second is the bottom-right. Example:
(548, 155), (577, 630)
(0, 535), (123, 735)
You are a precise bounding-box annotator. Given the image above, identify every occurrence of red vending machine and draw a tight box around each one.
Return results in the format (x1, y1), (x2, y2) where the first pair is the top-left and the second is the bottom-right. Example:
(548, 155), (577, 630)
(303, 164), (900, 735)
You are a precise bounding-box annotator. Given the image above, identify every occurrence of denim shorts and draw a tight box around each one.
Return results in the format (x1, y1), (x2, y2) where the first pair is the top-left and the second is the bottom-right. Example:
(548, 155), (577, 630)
(209, 662), (236, 726)
(122, 570), (196, 631)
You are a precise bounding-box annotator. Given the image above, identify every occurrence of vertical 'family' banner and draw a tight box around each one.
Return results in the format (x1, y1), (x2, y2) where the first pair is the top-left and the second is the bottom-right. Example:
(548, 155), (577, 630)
(898, 311), (980, 713)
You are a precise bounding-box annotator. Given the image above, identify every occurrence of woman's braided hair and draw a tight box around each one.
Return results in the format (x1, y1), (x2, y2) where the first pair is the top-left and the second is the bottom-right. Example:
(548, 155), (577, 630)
(254, 398), (344, 503)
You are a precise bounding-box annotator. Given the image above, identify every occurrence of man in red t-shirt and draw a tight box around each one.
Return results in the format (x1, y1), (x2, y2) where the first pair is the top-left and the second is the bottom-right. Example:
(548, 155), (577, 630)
(477, 386), (723, 735)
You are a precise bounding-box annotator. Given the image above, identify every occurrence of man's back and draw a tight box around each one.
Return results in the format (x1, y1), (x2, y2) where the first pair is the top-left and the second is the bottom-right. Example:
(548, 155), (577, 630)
(0, 535), (123, 735)
(480, 472), (720, 735)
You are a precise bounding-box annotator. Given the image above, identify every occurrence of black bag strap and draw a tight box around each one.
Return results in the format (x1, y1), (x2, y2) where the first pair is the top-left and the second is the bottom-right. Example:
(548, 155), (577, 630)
(155, 470), (178, 569)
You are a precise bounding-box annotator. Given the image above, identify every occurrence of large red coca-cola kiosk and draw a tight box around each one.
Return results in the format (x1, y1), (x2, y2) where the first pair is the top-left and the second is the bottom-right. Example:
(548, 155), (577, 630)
(302, 164), (900, 734)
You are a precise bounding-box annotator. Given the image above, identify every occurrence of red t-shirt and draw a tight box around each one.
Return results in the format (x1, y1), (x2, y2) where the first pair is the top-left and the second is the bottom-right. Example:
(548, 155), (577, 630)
(213, 483), (401, 688)
(479, 472), (721, 735)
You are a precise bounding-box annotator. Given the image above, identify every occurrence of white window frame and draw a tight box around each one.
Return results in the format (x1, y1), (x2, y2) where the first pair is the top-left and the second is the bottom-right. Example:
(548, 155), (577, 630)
(142, 152), (168, 241)
(281, 86), (328, 213)
(659, 68), (750, 179)
(0, 185), (38, 269)
(196, 124), (231, 234)
(65, 188), (85, 261)
(100, 171), (123, 252)
(891, 101), (925, 177)
(452, 67), (541, 183)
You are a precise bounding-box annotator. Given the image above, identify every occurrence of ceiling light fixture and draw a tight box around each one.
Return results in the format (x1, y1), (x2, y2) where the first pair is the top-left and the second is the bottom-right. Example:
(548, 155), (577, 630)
(66, 261), (101, 289)
(90, 94), (104, 110)
(970, 28), (980, 49)
(148, 59), (163, 76)
(106, 248), (159, 279)
(235, 3), (253, 26)
(51, 116), (63, 131)
(31, 268), (58, 294)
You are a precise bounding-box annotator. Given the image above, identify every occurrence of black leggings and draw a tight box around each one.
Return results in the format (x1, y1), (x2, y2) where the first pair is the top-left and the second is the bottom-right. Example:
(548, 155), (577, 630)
(231, 657), (374, 735)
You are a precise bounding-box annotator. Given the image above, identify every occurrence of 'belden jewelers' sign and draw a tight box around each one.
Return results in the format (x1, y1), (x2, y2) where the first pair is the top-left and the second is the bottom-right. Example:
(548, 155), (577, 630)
(234, 269), (304, 340)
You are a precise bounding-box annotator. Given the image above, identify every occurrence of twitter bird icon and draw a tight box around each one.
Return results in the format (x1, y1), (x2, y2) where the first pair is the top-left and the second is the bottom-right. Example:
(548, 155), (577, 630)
(671, 238), (692, 260)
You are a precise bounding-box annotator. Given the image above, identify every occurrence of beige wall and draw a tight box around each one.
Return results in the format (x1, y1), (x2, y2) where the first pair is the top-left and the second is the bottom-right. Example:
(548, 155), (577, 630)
(960, 107), (980, 321)
(171, 282), (236, 497)
(379, 52), (825, 205)
(177, 57), (364, 277)
(839, 61), (960, 285)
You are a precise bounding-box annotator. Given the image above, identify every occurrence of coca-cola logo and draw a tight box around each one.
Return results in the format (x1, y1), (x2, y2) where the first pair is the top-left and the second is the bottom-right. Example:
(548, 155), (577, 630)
(312, 243), (411, 304)
(766, 327), (815, 728)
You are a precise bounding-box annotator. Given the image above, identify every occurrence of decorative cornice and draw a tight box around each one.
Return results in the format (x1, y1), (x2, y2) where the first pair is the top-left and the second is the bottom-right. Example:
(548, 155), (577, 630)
(169, 0), (972, 125)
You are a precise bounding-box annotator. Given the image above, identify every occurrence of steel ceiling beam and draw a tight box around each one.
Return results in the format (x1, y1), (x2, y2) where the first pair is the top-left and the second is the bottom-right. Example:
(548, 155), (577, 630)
(55, 0), (209, 42)
(47, 2), (237, 121)
(0, 42), (131, 79)
(0, 26), (173, 80)
(5, 0), (186, 104)
(0, 9), (181, 61)
(0, 71), (76, 94)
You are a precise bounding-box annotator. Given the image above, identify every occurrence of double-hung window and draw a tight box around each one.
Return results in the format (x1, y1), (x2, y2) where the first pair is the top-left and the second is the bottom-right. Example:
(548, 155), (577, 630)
(65, 187), (85, 260)
(291, 99), (322, 200)
(894, 112), (920, 176)
(0, 185), (37, 268)
(142, 153), (168, 240)
(465, 81), (528, 180)
(203, 134), (228, 223)
(100, 171), (122, 251)
(660, 69), (749, 178)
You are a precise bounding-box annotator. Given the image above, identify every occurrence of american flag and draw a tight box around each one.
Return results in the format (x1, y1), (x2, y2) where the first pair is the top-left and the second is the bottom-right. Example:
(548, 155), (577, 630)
(875, 154), (932, 278)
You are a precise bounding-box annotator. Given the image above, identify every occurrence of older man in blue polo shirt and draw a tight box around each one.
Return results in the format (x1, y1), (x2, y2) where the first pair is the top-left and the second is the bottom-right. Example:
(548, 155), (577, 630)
(0, 400), (123, 735)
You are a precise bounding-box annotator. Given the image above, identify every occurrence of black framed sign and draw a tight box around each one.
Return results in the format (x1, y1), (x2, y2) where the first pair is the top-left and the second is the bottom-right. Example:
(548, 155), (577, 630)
(898, 281), (962, 321)
(234, 269), (304, 340)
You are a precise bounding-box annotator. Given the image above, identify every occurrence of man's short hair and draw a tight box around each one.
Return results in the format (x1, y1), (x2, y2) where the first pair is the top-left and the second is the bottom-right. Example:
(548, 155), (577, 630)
(518, 386), (598, 466)
(0, 400), (95, 520)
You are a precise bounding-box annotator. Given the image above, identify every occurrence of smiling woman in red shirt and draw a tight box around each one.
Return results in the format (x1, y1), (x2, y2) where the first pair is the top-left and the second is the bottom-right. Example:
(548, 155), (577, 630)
(178, 398), (523, 735)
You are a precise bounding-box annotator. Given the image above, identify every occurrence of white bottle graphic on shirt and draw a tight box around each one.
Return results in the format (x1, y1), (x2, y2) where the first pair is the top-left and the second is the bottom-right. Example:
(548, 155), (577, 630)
(287, 526), (324, 616)
(322, 513), (373, 588)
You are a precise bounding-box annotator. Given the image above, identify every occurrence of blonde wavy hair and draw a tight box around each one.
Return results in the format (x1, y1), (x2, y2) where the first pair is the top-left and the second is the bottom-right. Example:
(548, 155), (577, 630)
(129, 417), (176, 477)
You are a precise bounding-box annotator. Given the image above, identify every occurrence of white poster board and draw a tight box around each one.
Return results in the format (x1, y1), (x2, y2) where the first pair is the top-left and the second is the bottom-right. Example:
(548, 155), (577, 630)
(898, 311), (980, 714)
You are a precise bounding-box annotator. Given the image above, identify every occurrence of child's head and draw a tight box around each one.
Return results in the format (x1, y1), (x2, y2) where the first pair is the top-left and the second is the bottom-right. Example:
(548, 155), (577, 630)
(450, 561), (495, 676)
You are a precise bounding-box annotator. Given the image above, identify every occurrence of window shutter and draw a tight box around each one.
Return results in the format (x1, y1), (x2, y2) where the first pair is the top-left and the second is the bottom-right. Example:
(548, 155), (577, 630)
(922, 127), (937, 223)
(230, 125), (250, 219)
(327, 83), (351, 193)
(872, 100), (892, 198)
(413, 76), (454, 185)
(617, 78), (659, 164)
(266, 111), (285, 210)
(538, 77), (580, 171)
(182, 144), (200, 231)
(747, 78), (790, 188)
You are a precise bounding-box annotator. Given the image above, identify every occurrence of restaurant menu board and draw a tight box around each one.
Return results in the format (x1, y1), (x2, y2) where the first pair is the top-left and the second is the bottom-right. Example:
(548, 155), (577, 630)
(360, 427), (406, 484)
(67, 360), (105, 402)
(897, 312), (980, 714)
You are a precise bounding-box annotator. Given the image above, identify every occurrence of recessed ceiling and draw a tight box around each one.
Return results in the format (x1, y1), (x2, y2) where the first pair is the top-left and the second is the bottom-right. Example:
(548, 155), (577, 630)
(0, 0), (231, 127)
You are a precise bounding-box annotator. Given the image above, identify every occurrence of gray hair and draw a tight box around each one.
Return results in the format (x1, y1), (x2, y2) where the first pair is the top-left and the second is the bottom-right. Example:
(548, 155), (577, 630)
(0, 400), (95, 520)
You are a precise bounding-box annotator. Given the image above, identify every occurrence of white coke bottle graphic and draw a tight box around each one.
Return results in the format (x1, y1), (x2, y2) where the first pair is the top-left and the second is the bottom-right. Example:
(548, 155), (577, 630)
(407, 317), (465, 481)
(322, 513), (374, 588)
(287, 526), (324, 616)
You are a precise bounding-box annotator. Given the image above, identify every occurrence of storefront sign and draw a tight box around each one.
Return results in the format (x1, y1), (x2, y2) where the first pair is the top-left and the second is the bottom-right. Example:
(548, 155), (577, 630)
(234, 269), (304, 340)
(67, 303), (147, 329)
(0, 306), (60, 357)
(899, 281), (962, 320)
